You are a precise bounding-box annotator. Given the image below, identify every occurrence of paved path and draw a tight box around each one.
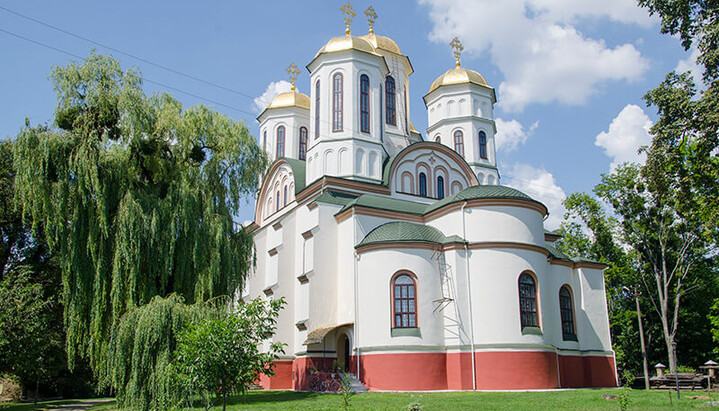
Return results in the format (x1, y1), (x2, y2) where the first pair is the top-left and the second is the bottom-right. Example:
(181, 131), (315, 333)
(44, 399), (114, 410)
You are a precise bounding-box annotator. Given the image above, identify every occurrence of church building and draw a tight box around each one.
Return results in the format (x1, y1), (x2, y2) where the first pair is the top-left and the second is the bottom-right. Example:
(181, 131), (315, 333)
(244, 5), (617, 391)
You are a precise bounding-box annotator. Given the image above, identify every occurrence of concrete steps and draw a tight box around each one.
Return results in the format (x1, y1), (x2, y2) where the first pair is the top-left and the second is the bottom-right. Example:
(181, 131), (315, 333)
(346, 373), (368, 393)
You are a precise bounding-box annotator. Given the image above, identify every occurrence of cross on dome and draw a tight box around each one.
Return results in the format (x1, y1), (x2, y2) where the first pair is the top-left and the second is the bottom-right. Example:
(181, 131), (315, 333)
(364, 5), (377, 34)
(450, 37), (464, 67)
(286, 62), (300, 91)
(340, 2), (357, 35)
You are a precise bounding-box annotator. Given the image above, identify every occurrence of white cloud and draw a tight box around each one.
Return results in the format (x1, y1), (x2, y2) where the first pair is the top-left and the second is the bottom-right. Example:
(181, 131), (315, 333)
(504, 163), (567, 230)
(594, 104), (652, 170)
(253, 80), (293, 113)
(420, 0), (652, 111)
(495, 118), (538, 152)
(676, 46), (704, 88)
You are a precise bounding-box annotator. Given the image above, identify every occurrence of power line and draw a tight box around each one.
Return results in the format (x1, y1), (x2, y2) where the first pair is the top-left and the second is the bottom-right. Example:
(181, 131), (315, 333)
(0, 28), (256, 117)
(0, 5), (257, 102)
(1, 19), (569, 199)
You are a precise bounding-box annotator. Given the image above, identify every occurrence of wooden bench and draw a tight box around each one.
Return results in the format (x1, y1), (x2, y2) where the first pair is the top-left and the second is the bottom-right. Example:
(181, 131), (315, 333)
(650, 373), (706, 390)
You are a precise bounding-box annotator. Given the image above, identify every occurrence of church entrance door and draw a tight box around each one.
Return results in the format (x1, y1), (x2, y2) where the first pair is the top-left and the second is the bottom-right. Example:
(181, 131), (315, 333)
(337, 333), (350, 372)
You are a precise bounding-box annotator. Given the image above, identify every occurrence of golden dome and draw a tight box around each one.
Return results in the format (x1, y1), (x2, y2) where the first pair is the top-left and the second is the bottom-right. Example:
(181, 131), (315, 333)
(315, 34), (377, 58)
(428, 66), (490, 94)
(266, 90), (310, 110)
(359, 33), (401, 55)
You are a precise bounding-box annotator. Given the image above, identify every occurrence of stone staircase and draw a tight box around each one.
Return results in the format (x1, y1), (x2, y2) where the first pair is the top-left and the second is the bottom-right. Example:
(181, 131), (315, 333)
(346, 373), (368, 393)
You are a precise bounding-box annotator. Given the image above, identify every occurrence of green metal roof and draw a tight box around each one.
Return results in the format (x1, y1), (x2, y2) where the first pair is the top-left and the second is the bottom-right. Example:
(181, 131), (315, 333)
(339, 193), (428, 215)
(337, 185), (543, 218)
(358, 221), (466, 247)
(546, 244), (571, 261)
(570, 256), (603, 265)
(312, 190), (358, 207)
(425, 185), (540, 214)
(282, 157), (307, 194)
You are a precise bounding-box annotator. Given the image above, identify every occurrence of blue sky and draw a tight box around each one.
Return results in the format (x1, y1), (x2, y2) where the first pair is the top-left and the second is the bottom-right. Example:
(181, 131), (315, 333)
(0, 0), (700, 228)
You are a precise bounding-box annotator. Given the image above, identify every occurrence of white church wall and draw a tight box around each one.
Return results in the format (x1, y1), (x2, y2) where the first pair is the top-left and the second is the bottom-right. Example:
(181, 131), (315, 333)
(390, 148), (471, 198)
(542, 263), (580, 350)
(429, 205), (544, 245)
(307, 50), (389, 184)
(335, 216), (356, 325)
(467, 247), (550, 346)
(441, 248), (473, 350)
(357, 248), (445, 350)
(258, 108), (310, 162)
(306, 203), (342, 331)
(576, 267), (613, 352)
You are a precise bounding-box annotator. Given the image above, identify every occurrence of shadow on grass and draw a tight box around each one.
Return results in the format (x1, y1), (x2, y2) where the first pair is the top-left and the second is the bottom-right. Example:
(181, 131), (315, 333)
(224, 390), (322, 406)
(2, 398), (114, 411)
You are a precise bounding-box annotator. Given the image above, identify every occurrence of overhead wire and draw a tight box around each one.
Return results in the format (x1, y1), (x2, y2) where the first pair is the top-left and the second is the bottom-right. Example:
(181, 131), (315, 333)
(1, 11), (571, 200)
(0, 5), (257, 101)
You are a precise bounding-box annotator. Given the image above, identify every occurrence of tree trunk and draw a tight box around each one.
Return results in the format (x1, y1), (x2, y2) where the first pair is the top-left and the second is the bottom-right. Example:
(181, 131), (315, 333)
(222, 393), (226, 411)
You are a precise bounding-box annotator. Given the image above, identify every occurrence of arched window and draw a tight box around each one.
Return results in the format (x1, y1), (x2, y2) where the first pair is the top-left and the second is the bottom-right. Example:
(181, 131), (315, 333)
(299, 127), (308, 160)
(437, 176), (445, 199)
(275, 190), (280, 212)
(393, 274), (416, 328)
(479, 131), (487, 159)
(559, 286), (576, 339)
(276, 126), (285, 158)
(315, 80), (320, 138)
(332, 73), (343, 131)
(263, 130), (267, 152)
(419, 172), (427, 197)
(435, 135), (441, 143)
(519, 273), (538, 328)
(385, 76), (396, 125)
(360, 74), (370, 133)
(283, 186), (288, 207)
(454, 130), (464, 157)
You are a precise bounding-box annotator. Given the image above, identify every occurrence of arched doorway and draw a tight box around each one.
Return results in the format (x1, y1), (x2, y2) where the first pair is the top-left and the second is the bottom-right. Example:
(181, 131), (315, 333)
(337, 333), (351, 372)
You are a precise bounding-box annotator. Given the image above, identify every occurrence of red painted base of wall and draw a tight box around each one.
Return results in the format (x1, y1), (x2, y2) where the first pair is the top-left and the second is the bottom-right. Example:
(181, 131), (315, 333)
(259, 351), (617, 391)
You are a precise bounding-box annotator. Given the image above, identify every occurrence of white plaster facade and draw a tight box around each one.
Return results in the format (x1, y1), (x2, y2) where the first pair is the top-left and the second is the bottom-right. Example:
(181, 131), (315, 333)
(246, 26), (617, 391)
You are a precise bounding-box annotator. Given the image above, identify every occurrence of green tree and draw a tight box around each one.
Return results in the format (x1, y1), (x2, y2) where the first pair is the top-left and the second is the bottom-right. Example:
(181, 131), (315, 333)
(174, 297), (285, 411)
(596, 164), (712, 373)
(13, 52), (267, 385)
(106, 294), (206, 410)
(0, 139), (71, 398)
(638, 0), (719, 371)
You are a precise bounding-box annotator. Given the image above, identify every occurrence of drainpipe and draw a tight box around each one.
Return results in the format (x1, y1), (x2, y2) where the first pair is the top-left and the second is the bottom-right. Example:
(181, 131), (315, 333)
(461, 201), (477, 390)
(353, 207), (361, 380)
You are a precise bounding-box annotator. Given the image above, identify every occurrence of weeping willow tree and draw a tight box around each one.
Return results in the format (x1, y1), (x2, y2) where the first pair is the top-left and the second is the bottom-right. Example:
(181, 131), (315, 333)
(13, 53), (267, 386)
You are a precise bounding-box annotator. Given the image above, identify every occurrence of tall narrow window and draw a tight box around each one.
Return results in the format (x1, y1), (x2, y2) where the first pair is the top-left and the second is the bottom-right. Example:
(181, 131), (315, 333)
(315, 80), (320, 138)
(299, 127), (308, 160)
(393, 274), (416, 328)
(275, 190), (280, 212)
(435, 135), (441, 143)
(454, 130), (464, 157)
(333, 73), (343, 131)
(419, 173), (427, 197)
(276, 126), (285, 158)
(385, 76), (396, 125)
(437, 176), (445, 199)
(263, 130), (267, 152)
(479, 131), (488, 159)
(559, 286), (576, 339)
(360, 74), (370, 133)
(519, 273), (538, 328)
(283, 186), (288, 207)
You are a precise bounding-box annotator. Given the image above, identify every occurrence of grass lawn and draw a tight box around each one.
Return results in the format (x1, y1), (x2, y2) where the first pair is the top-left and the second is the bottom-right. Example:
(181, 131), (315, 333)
(2, 389), (716, 410)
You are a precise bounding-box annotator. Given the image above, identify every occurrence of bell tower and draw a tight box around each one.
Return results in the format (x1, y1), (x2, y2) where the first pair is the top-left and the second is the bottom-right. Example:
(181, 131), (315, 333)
(423, 38), (500, 185)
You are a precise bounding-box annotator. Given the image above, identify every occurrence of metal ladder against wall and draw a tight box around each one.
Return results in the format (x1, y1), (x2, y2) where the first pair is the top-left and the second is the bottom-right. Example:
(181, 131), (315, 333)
(432, 250), (455, 313)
